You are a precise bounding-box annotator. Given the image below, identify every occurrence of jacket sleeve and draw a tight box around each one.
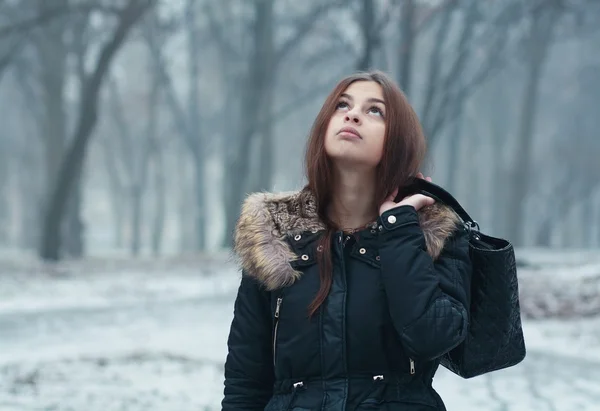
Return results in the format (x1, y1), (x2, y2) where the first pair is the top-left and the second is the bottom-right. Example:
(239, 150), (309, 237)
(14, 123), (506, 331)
(378, 205), (472, 362)
(222, 272), (274, 410)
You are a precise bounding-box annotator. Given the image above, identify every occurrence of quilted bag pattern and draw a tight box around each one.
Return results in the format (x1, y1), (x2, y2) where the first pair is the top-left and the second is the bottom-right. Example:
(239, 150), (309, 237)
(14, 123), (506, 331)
(440, 231), (526, 378)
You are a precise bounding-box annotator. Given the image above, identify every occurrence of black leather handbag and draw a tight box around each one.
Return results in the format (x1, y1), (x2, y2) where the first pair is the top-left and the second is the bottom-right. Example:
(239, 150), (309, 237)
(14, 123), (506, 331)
(400, 178), (527, 379)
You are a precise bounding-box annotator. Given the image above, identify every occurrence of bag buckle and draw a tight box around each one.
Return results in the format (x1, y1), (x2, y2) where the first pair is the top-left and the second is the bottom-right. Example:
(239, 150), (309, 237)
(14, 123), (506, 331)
(465, 221), (481, 239)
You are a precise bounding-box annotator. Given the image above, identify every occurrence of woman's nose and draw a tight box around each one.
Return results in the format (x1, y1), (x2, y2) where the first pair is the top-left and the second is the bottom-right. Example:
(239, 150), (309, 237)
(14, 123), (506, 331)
(345, 112), (361, 124)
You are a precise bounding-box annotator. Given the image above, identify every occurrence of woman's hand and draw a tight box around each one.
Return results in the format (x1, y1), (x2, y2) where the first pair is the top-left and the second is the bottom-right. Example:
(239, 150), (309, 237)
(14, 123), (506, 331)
(379, 173), (435, 215)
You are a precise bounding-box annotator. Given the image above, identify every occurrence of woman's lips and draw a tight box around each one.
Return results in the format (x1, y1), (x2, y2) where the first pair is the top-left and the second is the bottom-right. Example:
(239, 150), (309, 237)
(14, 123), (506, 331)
(338, 127), (362, 139)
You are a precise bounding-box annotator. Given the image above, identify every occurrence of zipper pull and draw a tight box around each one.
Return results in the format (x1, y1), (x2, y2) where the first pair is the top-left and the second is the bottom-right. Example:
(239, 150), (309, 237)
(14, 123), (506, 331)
(275, 297), (282, 318)
(343, 235), (351, 248)
(410, 358), (415, 375)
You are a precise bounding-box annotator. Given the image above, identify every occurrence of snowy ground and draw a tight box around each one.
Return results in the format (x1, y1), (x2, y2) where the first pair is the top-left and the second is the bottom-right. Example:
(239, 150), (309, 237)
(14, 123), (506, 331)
(1, 249), (600, 410)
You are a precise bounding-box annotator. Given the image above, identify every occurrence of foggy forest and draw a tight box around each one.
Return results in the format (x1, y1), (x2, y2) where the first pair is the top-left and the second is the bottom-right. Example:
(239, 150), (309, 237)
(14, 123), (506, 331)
(0, 0), (598, 260)
(1, 0), (599, 410)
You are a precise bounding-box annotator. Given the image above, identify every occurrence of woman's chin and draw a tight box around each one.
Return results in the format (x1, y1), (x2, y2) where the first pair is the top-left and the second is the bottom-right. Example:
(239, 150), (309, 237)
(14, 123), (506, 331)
(329, 154), (380, 171)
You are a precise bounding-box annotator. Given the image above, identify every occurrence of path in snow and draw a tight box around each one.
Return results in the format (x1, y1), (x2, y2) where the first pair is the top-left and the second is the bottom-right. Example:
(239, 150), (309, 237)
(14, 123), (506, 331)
(1, 293), (600, 411)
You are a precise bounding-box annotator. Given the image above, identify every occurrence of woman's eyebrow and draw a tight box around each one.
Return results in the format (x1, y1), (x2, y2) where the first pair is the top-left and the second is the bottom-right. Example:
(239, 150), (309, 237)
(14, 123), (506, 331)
(367, 97), (385, 106)
(340, 93), (385, 106)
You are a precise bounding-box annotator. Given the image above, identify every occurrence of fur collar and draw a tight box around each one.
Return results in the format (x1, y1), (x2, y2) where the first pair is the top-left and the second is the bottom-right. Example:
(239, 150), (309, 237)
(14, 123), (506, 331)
(234, 187), (461, 291)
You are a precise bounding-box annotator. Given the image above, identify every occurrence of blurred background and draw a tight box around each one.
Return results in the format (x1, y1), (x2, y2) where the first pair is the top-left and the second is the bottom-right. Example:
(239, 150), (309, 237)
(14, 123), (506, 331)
(0, 0), (599, 410)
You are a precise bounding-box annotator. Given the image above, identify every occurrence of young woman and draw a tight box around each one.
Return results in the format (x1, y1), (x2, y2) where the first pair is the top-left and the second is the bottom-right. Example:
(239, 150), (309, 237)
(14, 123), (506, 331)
(222, 71), (472, 410)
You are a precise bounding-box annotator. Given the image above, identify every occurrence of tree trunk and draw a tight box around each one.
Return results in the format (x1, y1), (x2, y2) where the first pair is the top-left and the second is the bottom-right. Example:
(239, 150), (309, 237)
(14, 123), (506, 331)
(40, 0), (152, 261)
(11, 60), (44, 250)
(0, 41), (20, 84)
(14, 124), (43, 250)
(36, 0), (71, 254)
(356, 0), (376, 71)
(145, 56), (164, 257)
(254, 91), (274, 193)
(397, 0), (415, 94)
(176, 143), (193, 252)
(101, 135), (125, 249)
(420, 6), (453, 138)
(425, 0), (478, 151)
(151, 148), (165, 256)
(130, 184), (143, 256)
(446, 111), (464, 195)
(505, 8), (559, 246)
(449, 0), (478, 204)
(597, 190), (600, 248)
(63, 174), (84, 257)
(191, 160), (206, 250)
(222, 0), (275, 247)
(185, 0), (205, 251)
(144, 1), (204, 250)
(0, 141), (9, 245)
(129, 126), (155, 257)
(250, 0), (275, 194)
(64, 9), (93, 258)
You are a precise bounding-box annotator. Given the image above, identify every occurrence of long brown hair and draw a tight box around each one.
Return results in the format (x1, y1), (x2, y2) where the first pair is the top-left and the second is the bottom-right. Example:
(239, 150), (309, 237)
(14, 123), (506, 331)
(304, 70), (426, 317)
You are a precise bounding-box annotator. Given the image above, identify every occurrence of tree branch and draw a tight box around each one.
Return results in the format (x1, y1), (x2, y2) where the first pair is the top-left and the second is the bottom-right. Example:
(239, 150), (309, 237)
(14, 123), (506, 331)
(0, 2), (123, 39)
(142, 16), (192, 152)
(0, 37), (21, 82)
(274, 0), (348, 67)
(413, 0), (458, 35)
(203, 1), (240, 61)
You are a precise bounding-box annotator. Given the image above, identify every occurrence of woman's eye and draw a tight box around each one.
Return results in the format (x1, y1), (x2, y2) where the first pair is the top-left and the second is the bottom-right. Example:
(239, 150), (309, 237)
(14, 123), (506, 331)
(368, 106), (384, 117)
(336, 101), (349, 110)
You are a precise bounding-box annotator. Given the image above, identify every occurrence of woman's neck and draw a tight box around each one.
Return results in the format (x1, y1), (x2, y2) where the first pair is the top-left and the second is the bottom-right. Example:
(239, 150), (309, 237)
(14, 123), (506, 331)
(328, 166), (379, 231)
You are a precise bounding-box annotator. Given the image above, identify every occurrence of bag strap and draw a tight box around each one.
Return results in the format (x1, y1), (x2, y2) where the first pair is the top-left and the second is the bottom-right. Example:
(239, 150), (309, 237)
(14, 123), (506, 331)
(411, 179), (480, 230)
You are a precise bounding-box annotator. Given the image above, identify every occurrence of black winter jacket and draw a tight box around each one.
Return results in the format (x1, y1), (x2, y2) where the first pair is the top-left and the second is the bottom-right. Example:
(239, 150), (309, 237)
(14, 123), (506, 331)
(222, 188), (472, 411)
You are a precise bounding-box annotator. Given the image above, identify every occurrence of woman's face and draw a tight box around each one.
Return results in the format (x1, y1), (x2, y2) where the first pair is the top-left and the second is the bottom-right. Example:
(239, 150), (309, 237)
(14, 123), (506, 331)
(324, 81), (386, 169)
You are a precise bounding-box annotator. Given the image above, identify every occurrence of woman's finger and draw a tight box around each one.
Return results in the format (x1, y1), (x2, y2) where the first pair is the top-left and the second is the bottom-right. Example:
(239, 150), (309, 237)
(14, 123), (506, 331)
(413, 194), (435, 209)
(387, 187), (399, 202)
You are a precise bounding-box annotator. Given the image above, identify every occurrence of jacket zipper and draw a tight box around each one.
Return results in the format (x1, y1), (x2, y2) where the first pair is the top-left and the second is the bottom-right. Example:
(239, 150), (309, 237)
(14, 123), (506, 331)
(343, 234), (351, 248)
(341, 231), (414, 376)
(273, 297), (282, 366)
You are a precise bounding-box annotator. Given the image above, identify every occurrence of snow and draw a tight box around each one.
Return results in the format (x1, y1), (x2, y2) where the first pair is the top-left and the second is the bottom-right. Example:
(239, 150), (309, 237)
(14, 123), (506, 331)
(0, 253), (240, 315)
(517, 248), (600, 318)
(1, 248), (600, 410)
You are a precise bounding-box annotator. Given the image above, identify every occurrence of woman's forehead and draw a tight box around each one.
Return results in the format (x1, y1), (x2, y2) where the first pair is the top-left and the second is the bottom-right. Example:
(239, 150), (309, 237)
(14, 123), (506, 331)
(343, 81), (384, 101)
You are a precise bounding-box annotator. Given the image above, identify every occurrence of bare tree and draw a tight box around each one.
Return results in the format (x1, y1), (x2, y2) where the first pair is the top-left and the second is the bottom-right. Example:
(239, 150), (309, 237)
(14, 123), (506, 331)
(443, 0), (480, 193)
(40, 0), (154, 261)
(149, 127), (166, 256)
(356, 0), (378, 71)
(33, 0), (69, 240)
(397, 0), (416, 93)
(9, 53), (46, 250)
(31, 0), (87, 258)
(505, 3), (562, 246)
(419, 1), (538, 154)
(0, 1), (123, 39)
(107, 78), (154, 256)
(221, 0), (348, 246)
(246, 0), (275, 195)
(0, 39), (20, 84)
(0, 133), (8, 245)
(142, 1), (210, 251)
(100, 125), (127, 249)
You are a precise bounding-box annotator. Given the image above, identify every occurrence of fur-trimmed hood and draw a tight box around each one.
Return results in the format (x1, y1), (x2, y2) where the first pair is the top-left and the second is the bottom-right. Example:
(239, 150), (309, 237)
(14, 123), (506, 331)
(234, 187), (461, 291)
